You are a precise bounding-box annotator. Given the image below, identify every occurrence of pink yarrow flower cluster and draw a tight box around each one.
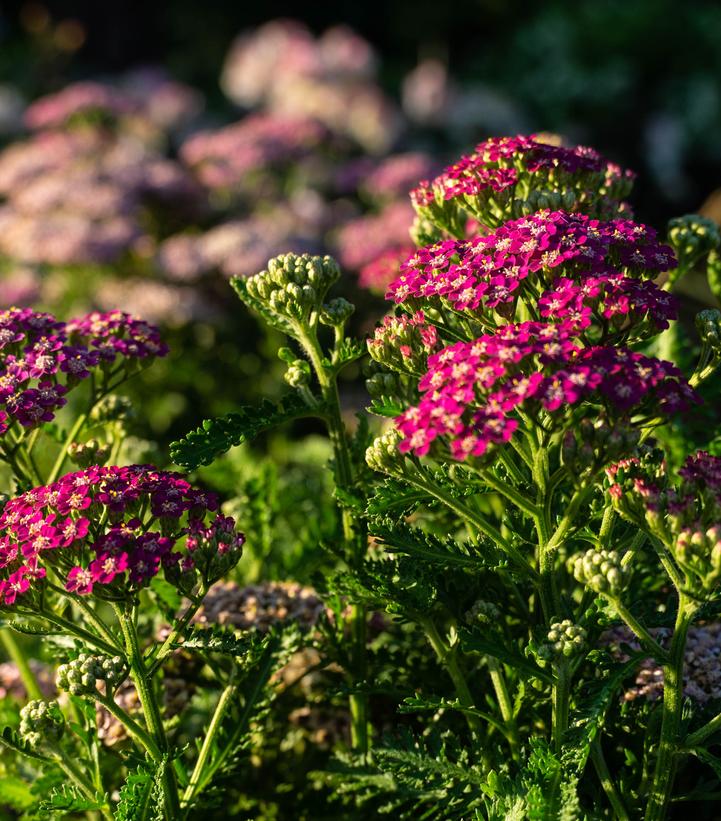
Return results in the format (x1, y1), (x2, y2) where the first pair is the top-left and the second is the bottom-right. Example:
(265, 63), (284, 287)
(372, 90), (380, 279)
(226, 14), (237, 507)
(396, 319), (698, 460)
(367, 311), (439, 373)
(0, 308), (167, 434)
(411, 135), (634, 220)
(0, 465), (244, 606)
(180, 113), (328, 192)
(387, 211), (676, 315)
(24, 82), (139, 131)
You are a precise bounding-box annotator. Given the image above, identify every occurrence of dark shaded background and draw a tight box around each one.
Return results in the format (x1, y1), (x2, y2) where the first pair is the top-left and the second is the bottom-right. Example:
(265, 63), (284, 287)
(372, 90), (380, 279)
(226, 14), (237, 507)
(1, 0), (721, 225)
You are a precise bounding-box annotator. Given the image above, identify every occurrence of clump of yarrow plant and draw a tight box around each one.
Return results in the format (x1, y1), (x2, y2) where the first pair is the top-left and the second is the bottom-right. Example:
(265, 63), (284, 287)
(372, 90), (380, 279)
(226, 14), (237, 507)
(169, 133), (721, 819)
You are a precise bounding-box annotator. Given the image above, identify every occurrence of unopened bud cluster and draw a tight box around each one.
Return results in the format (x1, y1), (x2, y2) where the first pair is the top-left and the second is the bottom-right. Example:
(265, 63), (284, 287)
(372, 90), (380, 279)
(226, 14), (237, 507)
(244, 253), (341, 323)
(365, 427), (406, 474)
(696, 309), (721, 356)
(90, 394), (134, 425)
(674, 525), (721, 593)
(367, 311), (439, 375)
(19, 699), (65, 748)
(68, 438), (111, 468)
(465, 599), (501, 625)
(319, 297), (354, 328)
(668, 215), (721, 273)
(562, 418), (640, 477)
(283, 359), (311, 388)
(570, 547), (625, 595)
(56, 654), (124, 697)
(536, 620), (587, 666)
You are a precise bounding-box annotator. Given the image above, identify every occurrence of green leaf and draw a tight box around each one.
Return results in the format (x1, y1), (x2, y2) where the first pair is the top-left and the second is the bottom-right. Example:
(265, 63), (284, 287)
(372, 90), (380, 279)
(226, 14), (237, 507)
(37, 783), (107, 814)
(149, 576), (182, 612)
(367, 397), (406, 418)
(170, 393), (313, 469)
(366, 478), (431, 517)
(230, 276), (296, 336)
(459, 628), (554, 685)
(329, 337), (366, 371)
(177, 624), (266, 659)
(0, 726), (51, 762)
(369, 517), (496, 568)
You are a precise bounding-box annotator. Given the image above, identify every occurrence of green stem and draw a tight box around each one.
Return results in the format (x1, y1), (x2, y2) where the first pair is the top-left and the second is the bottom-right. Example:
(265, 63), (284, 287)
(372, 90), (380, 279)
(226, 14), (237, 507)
(297, 324), (369, 756)
(29, 610), (119, 657)
(591, 737), (630, 820)
(609, 598), (668, 662)
(116, 609), (181, 819)
(478, 467), (539, 518)
(552, 661), (570, 752)
(51, 748), (112, 820)
(420, 616), (483, 740)
(0, 630), (43, 700)
(408, 469), (536, 577)
(94, 691), (162, 759)
(486, 657), (520, 761)
(644, 596), (694, 821)
(182, 680), (237, 810)
(47, 411), (89, 485)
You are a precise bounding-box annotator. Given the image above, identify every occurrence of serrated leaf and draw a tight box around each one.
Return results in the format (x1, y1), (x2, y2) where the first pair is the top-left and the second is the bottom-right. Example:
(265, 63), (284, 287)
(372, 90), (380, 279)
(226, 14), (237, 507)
(170, 393), (313, 469)
(459, 628), (554, 685)
(37, 783), (107, 814)
(366, 478), (431, 517)
(369, 517), (491, 568)
(367, 397), (406, 418)
(230, 276), (296, 336)
(329, 337), (366, 370)
(0, 726), (52, 762)
(177, 624), (265, 659)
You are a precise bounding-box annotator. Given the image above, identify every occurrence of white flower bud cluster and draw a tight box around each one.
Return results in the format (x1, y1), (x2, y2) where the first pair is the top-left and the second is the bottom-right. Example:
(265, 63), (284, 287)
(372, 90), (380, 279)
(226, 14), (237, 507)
(571, 547), (625, 595)
(19, 699), (65, 747)
(244, 253), (340, 322)
(365, 427), (405, 474)
(56, 654), (125, 697)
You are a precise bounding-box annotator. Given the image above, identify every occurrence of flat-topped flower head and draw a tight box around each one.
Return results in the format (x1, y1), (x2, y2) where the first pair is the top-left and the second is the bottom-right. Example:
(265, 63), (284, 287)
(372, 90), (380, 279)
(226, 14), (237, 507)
(411, 135), (635, 232)
(395, 320), (698, 460)
(387, 211), (676, 324)
(0, 308), (166, 439)
(0, 465), (244, 607)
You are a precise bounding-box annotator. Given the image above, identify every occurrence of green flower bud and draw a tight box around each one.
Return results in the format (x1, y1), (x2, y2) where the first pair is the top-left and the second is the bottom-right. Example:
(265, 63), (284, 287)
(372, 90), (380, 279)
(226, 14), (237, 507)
(319, 298), (355, 327)
(570, 547), (625, 595)
(90, 395), (134, 424)
(542, 620), (587, 660)
(696, 309), (721, 351)
(365, 372), (400, 399)
(668, 215), (721, 275)
(56, 653), (125, 697)
(19, 700), (65, 748)
(283, 359), (311, 388)
(68, 438), (111, 468)
(366, 427), (406, 475)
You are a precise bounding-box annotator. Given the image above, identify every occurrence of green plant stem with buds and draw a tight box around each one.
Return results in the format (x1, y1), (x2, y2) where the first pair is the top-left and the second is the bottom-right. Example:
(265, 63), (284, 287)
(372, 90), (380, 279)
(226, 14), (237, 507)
(296, 325), (369, 756)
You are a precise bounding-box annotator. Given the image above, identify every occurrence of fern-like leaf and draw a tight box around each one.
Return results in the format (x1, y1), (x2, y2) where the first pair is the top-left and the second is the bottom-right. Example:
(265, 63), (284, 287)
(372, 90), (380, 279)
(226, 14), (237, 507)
(170, 393), (313, 469)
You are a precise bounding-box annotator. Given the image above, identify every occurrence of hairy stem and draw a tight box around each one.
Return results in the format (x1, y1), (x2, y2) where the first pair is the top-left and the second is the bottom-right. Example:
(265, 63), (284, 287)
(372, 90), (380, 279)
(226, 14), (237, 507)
(297, 325), (369, 756)
(117, 608), (181, 819)
(486, 657), (520, 761)
(644, 595), (694, 821)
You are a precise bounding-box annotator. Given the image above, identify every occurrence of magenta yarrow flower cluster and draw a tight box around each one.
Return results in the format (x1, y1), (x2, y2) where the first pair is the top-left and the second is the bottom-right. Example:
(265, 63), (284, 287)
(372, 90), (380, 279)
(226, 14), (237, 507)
(387, 211), (676, 317)
(0, 308), (167, 434)
(411, 135), (635, 227)
(0, 465), (244, 606)
(395, 319), (698, 460)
